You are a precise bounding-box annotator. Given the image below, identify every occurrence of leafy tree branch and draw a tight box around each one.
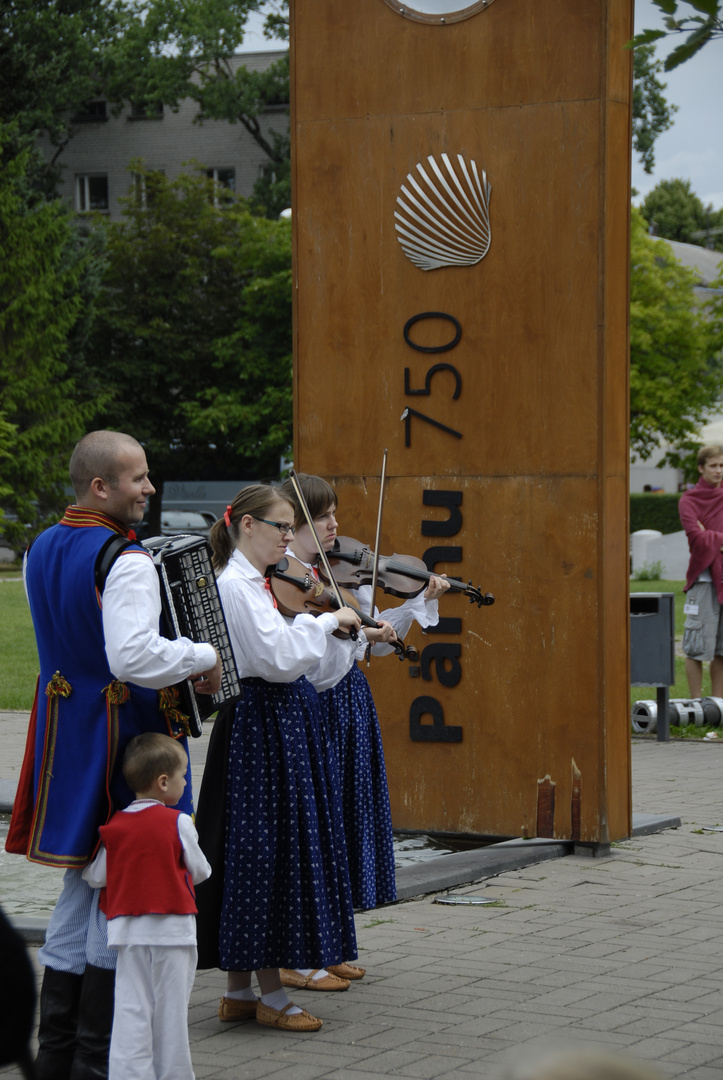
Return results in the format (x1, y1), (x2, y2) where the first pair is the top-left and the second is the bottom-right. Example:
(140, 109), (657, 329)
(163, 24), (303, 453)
(629, 0), (722, 70)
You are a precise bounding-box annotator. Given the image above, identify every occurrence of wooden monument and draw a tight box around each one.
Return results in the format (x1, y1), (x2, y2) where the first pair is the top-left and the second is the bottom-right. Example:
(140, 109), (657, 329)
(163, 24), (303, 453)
(290, 0), (633, 843)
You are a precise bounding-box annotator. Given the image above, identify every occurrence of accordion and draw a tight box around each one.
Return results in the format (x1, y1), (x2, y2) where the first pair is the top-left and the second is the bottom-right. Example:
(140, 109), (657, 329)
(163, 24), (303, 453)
(143, 534), (242, 737)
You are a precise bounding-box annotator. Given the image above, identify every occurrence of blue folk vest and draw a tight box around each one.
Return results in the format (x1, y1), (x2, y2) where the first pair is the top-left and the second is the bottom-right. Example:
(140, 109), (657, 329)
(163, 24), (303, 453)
(23, 506), (193, 867)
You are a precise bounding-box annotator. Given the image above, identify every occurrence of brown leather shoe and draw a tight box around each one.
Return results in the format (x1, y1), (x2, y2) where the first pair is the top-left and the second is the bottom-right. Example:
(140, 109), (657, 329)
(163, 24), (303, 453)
(256, 1001), (323, 1031)
(280, 968), (350, 991)
(327, 962), (366, 980)
(218, 996), (258, 1021)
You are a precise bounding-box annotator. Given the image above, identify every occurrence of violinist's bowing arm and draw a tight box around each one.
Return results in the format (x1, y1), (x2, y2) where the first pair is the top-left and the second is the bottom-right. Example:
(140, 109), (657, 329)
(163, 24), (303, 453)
(334, 606), (363, 633)
(362, 620), (397, 646)
(355, 582), (440, 656)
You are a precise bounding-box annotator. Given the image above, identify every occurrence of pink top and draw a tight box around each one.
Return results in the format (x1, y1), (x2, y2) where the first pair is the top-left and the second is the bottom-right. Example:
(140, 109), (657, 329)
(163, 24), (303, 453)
(679, 477), (723, 600)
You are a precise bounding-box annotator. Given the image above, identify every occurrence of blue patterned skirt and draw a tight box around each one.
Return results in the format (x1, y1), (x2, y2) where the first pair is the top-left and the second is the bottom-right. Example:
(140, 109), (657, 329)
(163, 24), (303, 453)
(219, 677), (357, 971)
(317, 665), (397, 910)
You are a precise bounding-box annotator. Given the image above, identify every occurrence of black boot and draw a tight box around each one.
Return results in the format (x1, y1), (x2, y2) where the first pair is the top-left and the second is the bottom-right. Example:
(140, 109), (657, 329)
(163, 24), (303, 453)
(34, 968), (83, 1080)
(68, 966), (115, 1080)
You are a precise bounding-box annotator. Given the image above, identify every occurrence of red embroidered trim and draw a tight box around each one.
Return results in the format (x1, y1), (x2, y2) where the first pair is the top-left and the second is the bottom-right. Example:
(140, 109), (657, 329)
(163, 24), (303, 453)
(59, 506), (130, 537)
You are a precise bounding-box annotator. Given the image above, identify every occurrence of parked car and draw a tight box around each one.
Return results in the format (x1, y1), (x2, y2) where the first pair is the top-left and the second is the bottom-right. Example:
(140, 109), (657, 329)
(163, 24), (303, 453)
(136, 509), (215, 541)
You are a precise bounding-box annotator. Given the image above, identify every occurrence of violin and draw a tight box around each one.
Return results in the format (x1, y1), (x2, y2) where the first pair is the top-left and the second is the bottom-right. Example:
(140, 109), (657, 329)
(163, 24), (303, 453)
(265, 555), (419, 662)
(321, 537), (495, 608)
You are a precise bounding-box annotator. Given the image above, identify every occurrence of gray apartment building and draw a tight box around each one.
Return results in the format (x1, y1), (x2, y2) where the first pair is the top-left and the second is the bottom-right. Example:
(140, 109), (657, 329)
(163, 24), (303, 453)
(38, 51), (289, 219)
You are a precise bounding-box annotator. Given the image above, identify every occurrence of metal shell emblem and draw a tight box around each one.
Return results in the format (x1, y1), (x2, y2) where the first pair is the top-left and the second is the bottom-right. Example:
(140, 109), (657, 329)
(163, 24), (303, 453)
(395, 153), (491, 272)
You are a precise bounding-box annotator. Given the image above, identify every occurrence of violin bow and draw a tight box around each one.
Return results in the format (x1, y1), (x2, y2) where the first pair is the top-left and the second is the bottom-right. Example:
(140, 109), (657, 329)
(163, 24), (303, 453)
(288, 469), (358, 640)
(365, 449), (388, 667)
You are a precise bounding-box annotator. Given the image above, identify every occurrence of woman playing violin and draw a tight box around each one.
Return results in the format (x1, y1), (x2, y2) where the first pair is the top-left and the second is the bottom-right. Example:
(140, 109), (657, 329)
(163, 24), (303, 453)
(194, 484), (362, 1031)
(278, 474), (449, 988)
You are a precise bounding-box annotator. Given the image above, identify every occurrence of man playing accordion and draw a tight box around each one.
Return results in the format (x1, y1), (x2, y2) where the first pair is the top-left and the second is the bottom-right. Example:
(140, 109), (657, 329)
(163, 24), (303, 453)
(7, 430), (222, 1080)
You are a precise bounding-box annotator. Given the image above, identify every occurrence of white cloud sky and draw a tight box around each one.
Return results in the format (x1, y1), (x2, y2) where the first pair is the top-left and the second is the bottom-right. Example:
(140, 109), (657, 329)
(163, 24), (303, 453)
(632, 0), (723, 208)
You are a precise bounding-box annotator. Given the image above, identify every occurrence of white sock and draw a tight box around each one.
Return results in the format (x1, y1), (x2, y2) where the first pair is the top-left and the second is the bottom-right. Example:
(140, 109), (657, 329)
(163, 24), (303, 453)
(297, 968), (330, 981)
(225, 987), (257, 1001)
(261, 988), (302, 1015)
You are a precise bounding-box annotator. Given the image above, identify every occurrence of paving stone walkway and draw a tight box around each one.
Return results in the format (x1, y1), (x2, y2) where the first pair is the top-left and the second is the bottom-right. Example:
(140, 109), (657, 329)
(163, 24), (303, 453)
(2, 708), (723, 1079)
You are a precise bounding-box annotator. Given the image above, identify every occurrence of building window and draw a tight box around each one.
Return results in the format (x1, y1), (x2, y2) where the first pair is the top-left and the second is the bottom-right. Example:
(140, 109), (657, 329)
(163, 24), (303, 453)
(72, 100), (108, 123)
(76, 174), (109, 212)
(206, 168), (236, 204)
(132, 170), (165, 208)
(129, 101), (164, 120)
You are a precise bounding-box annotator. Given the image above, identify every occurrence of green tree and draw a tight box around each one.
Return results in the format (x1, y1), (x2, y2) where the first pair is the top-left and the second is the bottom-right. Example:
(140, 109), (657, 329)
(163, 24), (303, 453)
(0, 0), (129, 189)
(641, 178), (723, 250)
(632, 45), (678, 174)
(630, 207), (723, 460)
(102, 0), (289, 215)
(88, 165), (292, 526)
(629, 0), (722, 70)
(0, 128), (105, 548)
(2, 0), (288, 211)
(179, 210), (293, 467)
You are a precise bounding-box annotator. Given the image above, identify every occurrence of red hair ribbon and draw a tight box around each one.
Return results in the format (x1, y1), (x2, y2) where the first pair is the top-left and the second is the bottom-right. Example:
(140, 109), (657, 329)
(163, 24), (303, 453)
(224, 504), (233, 528)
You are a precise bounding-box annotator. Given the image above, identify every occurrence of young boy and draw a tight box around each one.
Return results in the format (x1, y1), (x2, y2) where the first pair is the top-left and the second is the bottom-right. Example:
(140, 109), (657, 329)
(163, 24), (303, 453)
(83, 732), (211, 1080)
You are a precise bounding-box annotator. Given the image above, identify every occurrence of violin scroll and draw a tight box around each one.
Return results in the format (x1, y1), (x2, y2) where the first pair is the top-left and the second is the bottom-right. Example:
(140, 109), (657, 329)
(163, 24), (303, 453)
(469, 587), (495, 608)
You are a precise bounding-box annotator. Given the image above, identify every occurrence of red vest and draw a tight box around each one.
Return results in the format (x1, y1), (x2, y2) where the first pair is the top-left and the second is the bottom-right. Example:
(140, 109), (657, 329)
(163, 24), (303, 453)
(99, 804), (197, 919)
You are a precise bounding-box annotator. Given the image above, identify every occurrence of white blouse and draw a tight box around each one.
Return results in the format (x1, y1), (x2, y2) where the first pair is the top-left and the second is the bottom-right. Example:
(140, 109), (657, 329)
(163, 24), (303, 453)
(217, 547), (341, 683)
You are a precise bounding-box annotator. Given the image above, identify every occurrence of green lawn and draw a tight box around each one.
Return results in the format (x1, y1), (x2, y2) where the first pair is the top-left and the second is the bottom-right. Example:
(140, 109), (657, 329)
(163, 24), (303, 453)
(0, 572), (39, 710)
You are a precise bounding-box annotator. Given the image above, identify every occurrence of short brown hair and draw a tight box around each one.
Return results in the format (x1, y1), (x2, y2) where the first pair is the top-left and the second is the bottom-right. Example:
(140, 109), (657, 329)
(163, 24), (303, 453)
(698, 445), (723, 468)
(122, 733), (187, 795)
(69, 431), (143, 498)
(279, 474), (338, 531)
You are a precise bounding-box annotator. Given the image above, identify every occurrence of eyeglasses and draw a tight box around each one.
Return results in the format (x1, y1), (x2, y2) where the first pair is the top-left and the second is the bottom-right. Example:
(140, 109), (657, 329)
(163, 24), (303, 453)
(252, 517), (296, 536)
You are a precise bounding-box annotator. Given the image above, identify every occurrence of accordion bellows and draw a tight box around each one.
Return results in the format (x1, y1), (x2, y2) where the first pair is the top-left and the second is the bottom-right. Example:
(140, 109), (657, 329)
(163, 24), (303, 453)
(144, 534), (242, 737)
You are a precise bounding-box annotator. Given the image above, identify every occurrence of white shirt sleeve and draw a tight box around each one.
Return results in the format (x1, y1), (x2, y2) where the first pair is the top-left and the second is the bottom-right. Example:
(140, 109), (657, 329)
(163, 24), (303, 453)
(356, 585), (439, 657)
(102, 550), (217, 688)
(177, 814), (212, 885)
(302, 632), (366, 693)
(81, 845), (107, 888)
(219, 551), (341, 683)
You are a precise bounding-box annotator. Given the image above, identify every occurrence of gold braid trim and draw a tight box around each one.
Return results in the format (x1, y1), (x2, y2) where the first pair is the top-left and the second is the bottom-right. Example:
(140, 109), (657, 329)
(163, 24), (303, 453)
(103, 680), (130, 705)
(45, 672), (72, 698)
(158, 686), (191, 739)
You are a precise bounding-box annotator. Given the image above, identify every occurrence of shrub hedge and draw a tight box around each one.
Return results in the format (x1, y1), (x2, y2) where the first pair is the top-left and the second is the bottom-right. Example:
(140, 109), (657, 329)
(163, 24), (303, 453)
(630, 492), (683, 535)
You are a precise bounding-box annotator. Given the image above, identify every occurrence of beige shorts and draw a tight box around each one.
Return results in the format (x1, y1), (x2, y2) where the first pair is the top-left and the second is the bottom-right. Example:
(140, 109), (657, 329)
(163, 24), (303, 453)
(682, 581), (723, 661)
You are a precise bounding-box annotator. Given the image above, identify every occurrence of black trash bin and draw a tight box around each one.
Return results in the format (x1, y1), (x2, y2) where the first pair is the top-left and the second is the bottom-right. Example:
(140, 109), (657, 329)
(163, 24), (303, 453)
(630, 592), (675, 741)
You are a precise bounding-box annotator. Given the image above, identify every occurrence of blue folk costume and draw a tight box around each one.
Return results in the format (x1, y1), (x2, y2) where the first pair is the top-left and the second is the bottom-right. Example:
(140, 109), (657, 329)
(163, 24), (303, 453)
(7, 507), (193, 867)
(317, 664), (397, 910)
(194, 547), (357, 972)
(218, 677), (358, 971)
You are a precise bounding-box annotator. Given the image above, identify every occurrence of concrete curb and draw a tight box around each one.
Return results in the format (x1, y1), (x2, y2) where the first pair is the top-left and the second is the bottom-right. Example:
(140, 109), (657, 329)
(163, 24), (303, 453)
(0, 779), (17, 813)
